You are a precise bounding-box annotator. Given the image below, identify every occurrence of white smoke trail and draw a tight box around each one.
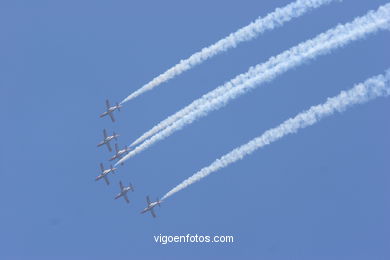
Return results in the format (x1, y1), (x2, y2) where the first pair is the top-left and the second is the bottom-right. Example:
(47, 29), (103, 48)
(161, 69), (390, 200)
(121, 0), (338, 104)
(116, 3), (390, 166)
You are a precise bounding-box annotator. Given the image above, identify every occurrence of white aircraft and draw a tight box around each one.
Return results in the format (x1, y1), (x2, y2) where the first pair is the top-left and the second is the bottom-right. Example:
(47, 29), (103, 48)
(95, 163), (117, 185)
(97, 129), (119, 152)
(99, 99), (122, 122)
(140, 196), (162, 218)
(114, 181), (134, 203)
(109, 143), (131, 165)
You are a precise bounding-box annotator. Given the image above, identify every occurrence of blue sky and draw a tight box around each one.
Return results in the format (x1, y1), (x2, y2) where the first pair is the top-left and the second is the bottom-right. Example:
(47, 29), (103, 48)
(1, 0), (389, 259)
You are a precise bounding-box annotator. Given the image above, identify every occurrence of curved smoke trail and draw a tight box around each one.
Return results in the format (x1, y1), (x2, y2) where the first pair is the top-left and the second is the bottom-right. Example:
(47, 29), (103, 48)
(116, 3), (390, 166)
(122, 0), (337, 104)
(162, 69), (390, 200)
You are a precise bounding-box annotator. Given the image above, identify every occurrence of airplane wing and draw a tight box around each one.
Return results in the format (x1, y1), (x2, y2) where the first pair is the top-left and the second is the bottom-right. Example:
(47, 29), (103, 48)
(106, 142), (112, 152)
(119, 181), (124, 190)
(150, 208), (156, 218)
(124, 194), (130, 204)
(105, 99), (110, 110)
(103, 129), (108, 139)
(104, 176), (110, 185)
(115, 143), (119, 154)
(100, 163), (104, 172)
(146, 196), (151, 205)
(109, 112), (115, 122)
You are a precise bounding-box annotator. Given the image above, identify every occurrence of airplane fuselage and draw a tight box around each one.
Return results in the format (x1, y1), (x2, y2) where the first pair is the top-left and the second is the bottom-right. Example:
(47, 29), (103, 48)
(98, 139), (109, 147)
(98, 135), (116, 146)
(110, 154), (120, 161)
(103, 169), (111, 175)
(109, 149), (129, 161)
(115, 193), (124, 199)
(117, 150), (126, 156)
(95, 172), (107, 181)
(115, 189), (129, 199)
(105, 136), (114, 142)
(141, 202), (160, 214)
(98, 168), (116, 179)
(100, 107), (117, 118)
(141, 207), (151, 214)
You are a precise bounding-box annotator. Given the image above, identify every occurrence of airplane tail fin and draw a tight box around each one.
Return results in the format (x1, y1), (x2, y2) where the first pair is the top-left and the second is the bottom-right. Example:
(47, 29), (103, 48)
(157, 198), (161, 207)
(110, 165), (116, 173)
(130, 183), (134, 192)
(116, 102), (121, 111)
(113, 132), (118, 141)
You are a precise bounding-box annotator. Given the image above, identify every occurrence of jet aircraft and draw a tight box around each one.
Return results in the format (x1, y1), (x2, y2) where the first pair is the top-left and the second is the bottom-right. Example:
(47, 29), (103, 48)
(99, 99), (122, 122)
(114, 181), (134, 203)
(95, 163), (117, 185)
(109, 143), (131, 165)
(140, 196), (162, 218)
(97, 129), (119, 152)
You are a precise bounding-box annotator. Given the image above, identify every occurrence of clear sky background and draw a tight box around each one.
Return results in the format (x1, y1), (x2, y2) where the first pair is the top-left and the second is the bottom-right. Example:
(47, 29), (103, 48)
(1, 0), (389, 259)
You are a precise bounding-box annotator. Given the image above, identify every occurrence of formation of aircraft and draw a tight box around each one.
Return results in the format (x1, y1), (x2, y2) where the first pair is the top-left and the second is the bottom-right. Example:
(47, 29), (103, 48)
(97, 129), (119, 152)
(96, 163), (117, 185)
(99, 99), (122, 122)
(140, 196), (162, 218)
(97, 99), (162, 218)
(114, 181), (134, 203)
